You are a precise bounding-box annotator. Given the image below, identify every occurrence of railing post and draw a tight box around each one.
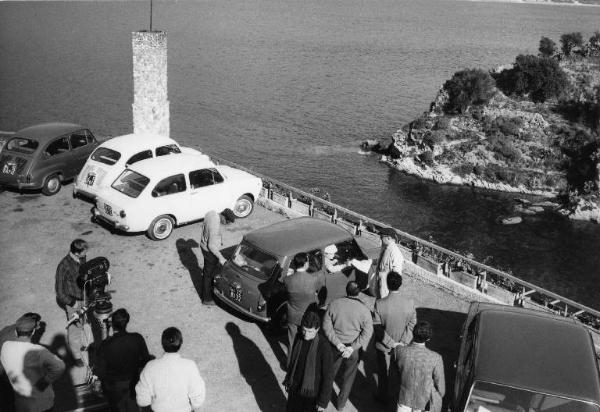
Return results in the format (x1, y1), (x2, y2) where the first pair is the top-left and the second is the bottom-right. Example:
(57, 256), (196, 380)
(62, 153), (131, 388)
(287, 191), (293, 208)
(332, 209), (338, 223)
(309, 200), (314, 217)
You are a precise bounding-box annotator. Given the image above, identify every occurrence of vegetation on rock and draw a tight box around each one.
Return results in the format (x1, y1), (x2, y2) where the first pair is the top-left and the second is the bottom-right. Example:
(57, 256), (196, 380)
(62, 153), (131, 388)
(378, 31), (600, 221)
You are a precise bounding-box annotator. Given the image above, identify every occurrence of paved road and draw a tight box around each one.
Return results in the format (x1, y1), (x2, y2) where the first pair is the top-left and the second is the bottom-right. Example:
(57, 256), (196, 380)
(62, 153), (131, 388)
(0, 186), (470, 411)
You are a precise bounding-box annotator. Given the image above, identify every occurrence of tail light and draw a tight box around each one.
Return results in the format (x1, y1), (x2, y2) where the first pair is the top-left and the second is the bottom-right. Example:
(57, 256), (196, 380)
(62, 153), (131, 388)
(119, 210), (126, 218)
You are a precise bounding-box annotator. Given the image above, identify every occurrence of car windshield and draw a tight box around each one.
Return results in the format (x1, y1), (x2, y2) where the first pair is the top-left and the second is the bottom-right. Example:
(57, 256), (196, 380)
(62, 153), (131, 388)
(232, 242), (278, 280)
(111, 170), (149, 198)
(466, 381), (600, 412)
(6, 137), (39, 154)
(91, 147), (121, 166)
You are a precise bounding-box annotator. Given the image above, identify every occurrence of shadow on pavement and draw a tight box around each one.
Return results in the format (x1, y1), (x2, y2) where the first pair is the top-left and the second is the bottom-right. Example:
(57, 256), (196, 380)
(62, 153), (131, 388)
(46, 333), (78, 411)
(175, 238), (203, 298)
(258, 323), (289, 372)
(225, 322), (287, 412)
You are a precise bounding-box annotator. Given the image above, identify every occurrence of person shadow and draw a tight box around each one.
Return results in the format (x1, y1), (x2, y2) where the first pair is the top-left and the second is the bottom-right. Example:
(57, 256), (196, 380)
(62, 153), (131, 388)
(225, 322), (287, 411)
(44, 334), (78, 411)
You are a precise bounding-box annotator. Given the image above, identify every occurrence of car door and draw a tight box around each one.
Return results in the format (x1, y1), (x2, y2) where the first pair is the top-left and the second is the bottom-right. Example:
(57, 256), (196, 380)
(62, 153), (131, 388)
(68, 130), (95, 178)
(149, 173), (189, 223)
(188, 168), (230, 219)
(37, 135), (71, 181)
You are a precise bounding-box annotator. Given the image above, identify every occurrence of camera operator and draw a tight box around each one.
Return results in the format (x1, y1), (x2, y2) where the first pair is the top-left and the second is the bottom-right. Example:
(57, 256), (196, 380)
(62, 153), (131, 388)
(54, 238), (88, 367)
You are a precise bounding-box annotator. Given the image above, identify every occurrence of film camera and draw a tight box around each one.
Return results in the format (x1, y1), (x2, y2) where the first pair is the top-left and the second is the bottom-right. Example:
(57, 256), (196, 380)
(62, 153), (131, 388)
(67, 257), (113, 338)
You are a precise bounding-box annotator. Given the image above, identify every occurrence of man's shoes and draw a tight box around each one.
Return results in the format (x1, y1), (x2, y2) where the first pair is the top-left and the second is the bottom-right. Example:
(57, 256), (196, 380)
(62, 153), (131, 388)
(203, 301), (217, 307)
(74, 359), (85, 368)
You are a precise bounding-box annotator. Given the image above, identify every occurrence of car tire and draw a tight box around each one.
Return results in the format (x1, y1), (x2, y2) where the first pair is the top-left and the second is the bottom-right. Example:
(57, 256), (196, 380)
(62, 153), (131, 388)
(42, 174), (61, 196)
(147, 215), (175, 241)
(233, 195), (254, 218)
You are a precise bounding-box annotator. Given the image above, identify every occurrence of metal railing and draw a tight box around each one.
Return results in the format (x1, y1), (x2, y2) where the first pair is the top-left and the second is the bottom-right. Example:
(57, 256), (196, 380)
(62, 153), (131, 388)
(212, 154), (600, 332)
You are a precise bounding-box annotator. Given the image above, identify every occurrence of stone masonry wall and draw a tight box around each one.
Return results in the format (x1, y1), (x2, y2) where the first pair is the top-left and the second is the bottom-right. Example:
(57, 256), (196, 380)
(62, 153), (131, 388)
(132, 31), (170, 137)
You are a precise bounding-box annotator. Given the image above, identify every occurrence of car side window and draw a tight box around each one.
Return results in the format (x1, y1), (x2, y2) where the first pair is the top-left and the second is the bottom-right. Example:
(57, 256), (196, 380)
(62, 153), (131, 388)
(70, 132), (88, 150)
(151, 174), (187, 197)
(189, 168), (224, 189)
(44, 137), (70, 157)
(126, 150), (153, 166)
(156, 144), (181, 157)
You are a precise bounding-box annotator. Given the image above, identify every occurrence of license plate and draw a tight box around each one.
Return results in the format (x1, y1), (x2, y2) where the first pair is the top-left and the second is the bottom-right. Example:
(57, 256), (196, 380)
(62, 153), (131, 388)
(104, 204), (113, 216)
(85, 173), (96, 186)
(2, 163), (16, 175)
(229, 288), (242, 302)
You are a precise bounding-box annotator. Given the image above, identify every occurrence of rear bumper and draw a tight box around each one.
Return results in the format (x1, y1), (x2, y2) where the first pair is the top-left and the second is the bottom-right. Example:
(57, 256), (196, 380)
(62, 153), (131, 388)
(73, 186), (97, 201)
(92, 207), (130, 231)
(213, 288), (269, 323)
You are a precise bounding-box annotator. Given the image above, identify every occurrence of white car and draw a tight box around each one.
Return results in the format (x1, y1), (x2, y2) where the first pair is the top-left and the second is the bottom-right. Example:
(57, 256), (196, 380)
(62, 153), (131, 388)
(92, 154), (263, 240)
(73, 133), (208, 199)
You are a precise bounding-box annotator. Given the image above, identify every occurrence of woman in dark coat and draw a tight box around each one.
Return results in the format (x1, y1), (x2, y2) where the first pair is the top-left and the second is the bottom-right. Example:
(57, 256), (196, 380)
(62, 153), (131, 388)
(284, 310), (334, 412)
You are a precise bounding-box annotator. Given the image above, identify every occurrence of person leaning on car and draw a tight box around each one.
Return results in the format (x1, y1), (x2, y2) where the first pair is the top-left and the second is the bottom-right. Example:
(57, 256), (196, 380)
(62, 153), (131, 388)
(199, 209), (236, 306)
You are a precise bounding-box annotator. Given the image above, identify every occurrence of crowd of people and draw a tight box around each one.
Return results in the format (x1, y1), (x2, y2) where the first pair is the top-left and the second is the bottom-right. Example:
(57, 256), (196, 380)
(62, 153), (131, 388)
(0, 209), (446, 412)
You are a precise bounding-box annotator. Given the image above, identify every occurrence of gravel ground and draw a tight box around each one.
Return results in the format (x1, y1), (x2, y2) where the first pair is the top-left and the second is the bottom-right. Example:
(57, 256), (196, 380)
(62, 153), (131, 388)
(0, 185), (470, 411)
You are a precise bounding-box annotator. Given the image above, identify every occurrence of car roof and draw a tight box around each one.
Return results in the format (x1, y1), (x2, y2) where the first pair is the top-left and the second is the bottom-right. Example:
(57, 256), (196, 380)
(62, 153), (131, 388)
(473, 303), (600, 404)
(14, 122), (84, 143)
(99, 133), (178, 153)
(128, 153), (216, 180)
(243, 217), (354, 257)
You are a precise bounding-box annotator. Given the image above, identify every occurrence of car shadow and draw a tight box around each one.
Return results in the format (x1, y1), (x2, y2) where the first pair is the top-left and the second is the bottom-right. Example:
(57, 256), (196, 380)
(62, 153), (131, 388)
(225, 322), (287, 412)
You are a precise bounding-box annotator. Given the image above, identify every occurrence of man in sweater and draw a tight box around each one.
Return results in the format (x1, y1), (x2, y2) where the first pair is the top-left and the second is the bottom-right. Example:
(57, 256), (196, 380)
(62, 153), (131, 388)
(0, 317), (65, 412)
(96, 308), (152, 412)
(373, 271), (417, 404)
(199, 209), (236, 306)
(322, 281), (373, 411)
(284, 310), (334, 412)
(54, 238), (88, 366)
(136, 327), (205, 412)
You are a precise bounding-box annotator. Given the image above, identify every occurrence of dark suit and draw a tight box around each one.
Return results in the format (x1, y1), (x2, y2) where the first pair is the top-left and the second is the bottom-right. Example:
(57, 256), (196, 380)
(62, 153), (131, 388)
(374, 291), (417, 400)
(395, 343), (445, 411)
(96, 331), (151, 412)
(284, 270), (325, 359)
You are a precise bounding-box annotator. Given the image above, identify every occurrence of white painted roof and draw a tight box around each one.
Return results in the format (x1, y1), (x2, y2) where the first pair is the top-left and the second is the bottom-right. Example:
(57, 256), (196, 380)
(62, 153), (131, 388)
(128, 153), (216, 180)
(99, 133), (184, 155)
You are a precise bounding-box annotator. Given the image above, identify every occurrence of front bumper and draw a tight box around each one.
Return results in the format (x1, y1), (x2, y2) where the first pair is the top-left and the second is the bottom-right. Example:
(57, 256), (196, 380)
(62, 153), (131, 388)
(92, 207), (130, 231)
(213, 288), (269, 323)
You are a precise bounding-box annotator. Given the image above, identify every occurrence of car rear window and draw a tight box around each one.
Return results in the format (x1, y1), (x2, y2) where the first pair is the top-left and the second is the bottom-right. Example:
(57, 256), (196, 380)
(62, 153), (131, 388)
(111, 170), (149, 198)
(6, 137), (39, 154)
(467, 381), (600, 412)
(232, 243), (278, 280)
(91, 147), (121, 166)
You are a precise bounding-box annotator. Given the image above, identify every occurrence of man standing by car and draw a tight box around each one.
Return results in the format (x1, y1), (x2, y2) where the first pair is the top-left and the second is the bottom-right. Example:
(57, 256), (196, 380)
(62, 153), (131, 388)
(55, 238), (88, 366)
(96, 308), (152, 412)
(395, 321), (445, 412)
(322, 281), (373, 411)
(199, 209), (236, 306)
(284, 253), (325, 363)
(375, 227), (404, 299)
(373, 271), (416, 404)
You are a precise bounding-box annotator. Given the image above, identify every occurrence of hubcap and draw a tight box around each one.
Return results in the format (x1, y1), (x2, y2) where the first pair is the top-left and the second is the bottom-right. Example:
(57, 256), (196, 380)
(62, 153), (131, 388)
(235, 199), (252, 217)
(47, 178), (59, 192)
(154, 219), (172, 238)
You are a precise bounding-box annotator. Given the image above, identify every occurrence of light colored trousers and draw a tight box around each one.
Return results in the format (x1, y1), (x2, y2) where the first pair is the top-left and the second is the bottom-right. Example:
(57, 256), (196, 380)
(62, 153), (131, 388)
(398, 405), (421, 412)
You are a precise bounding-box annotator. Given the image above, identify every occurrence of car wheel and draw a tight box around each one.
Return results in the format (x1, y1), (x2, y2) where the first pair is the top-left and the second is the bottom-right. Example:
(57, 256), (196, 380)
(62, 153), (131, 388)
(233, 195), (254, 218)
(42, 175), (61, 196)
(147, 215), (175, 241)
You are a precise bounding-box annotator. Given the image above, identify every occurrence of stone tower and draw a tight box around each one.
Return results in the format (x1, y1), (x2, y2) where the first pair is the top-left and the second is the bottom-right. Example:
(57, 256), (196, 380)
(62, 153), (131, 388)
(132, 31), (169, 137)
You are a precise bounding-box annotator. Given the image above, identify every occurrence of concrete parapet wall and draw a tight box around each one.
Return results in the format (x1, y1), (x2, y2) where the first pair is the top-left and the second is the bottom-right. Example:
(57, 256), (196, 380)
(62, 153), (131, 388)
(132, 31), (170, 137)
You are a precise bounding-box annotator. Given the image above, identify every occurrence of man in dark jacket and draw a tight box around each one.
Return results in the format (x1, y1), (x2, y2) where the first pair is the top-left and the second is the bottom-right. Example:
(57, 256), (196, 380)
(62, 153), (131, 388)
(55, 239), (88, 366)
(284, 310), (334, 412)
(96, 308), (152, 412)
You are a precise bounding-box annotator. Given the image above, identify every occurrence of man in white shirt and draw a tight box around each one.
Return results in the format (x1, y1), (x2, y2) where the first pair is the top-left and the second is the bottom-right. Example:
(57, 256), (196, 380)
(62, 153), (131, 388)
(375, 228), (404, 299)
(0, 316), (65, 412)
(136, 327), (206, 412)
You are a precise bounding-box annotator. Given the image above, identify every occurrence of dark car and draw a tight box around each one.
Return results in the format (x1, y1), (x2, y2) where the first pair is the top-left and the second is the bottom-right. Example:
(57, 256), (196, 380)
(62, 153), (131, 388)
(452, 302), (600, 412)
(0, 123), (98, 195)
(213, 216), (379, 323)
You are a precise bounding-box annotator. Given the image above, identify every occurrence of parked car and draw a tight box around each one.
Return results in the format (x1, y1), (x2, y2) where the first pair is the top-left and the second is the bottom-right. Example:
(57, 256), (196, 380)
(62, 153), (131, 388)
(452, 301), (600, 412)
(213, 217), (380, 324)
(92, 154), (262, 240)
(0, 122), (98, 195)
(74, 132), (208, 200)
